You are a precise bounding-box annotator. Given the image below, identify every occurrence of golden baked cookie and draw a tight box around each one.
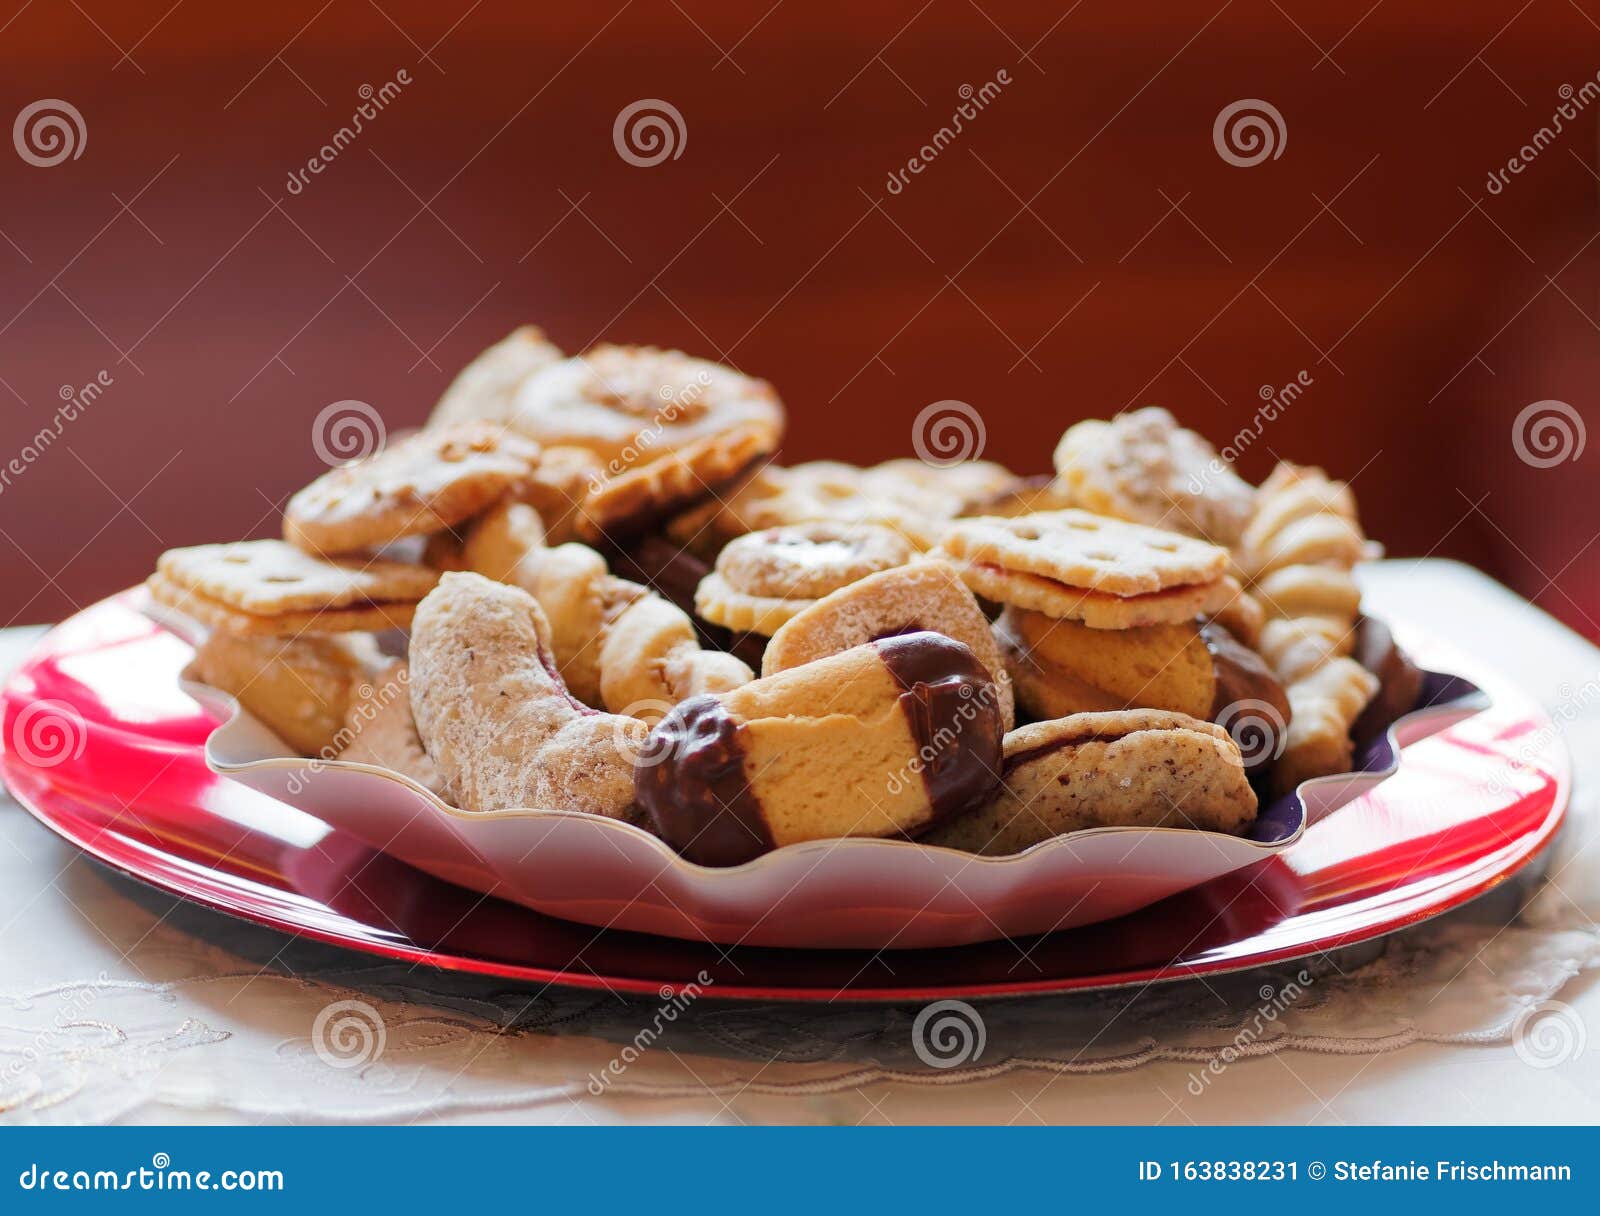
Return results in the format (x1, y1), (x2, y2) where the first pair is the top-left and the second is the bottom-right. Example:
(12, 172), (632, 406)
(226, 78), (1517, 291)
(150, 540), (439, 636)
(695, 522), (916, 636)
(284, 423), (542, 555)
(519, 445), (605, 545)
(924, 710), (1257, 855)
(635, 632), (1004, 865)
(426, 326), (564, 430)
(407, 572), (649, 821)
(760, 560), (1015, 730)
(933, 509), (1233, 628)
(578, 421), (773, 541)
(666, 458), (1023, 554)
(997, 608), (1215, 720)
(1053, 407), (1256, 547)
(183, 631), (384, 757)
(509, 345), (785, 466)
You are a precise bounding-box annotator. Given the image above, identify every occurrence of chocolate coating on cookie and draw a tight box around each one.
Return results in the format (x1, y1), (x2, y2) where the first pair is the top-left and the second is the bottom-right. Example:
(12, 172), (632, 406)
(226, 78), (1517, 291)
(874, 631), (1005, 828)
(1351, 616), (1424, 744)
(1201, 623), (1292, 775)
(635, 694), (774, 867)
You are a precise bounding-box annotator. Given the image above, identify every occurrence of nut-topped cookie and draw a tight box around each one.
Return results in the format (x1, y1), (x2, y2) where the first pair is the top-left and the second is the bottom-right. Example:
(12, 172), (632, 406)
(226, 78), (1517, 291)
(284, 422), (542, 555)
(925, 709), (1257, 855)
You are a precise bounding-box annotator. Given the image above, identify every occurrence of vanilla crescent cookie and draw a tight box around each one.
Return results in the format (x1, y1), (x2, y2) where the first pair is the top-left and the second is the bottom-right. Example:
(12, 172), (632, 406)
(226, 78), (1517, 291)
(426, 326), (565, 431)
(923, 710), (1257, 855)
(407, 572), (648, 821)
(635, 632), (1004, 865)
(284, 422), (542, 555)
(761, 560), (1015, 730)
(1053, 407), (1257, 547)
(337, 661), (450, 798)
(150, 540), (438, 635)
(933, 509), (1233, 628)
(695, 522), (916, 636)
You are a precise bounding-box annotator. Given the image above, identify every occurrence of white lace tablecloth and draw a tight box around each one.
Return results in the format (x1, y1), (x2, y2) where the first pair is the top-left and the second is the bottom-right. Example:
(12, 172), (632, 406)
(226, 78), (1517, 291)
(1, 559), (1597, 1125)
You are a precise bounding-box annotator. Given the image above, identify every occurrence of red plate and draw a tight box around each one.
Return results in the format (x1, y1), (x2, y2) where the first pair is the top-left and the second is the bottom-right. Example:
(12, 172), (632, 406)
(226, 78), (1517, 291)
(0, 592), (1571, 1002)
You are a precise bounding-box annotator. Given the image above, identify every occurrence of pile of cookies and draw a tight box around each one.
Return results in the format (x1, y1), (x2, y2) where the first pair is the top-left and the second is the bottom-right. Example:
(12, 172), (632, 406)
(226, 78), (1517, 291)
(156, 328), (1424, 867)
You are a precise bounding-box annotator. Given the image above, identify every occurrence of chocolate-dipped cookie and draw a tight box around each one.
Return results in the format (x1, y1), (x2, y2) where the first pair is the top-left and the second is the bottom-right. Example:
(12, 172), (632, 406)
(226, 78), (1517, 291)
(1350, 615), (1424, 744)
(634, 631), (1004, 865)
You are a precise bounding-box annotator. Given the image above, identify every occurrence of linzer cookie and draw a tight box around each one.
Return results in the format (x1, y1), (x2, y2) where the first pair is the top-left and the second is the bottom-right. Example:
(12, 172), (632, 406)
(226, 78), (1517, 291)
(634, 632), (1004, 865)
(996, 608), (1286, 748)
(150, 540), (439, 635)
(924, 710), (1257, 856)
(425, 326), (565, 430)
(761, 559), (1015, 730)
(933, 509), (1233, 628)
(695, 522), (916, 636)
(284, 423), (543, 555)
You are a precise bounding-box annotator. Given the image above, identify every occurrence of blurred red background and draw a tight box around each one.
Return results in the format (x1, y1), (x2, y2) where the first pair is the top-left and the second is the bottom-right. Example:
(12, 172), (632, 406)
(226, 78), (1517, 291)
(2, 2), (1598, 638)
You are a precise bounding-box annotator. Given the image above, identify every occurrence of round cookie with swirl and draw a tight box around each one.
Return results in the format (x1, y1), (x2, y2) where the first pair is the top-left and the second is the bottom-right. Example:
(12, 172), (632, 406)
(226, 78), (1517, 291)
(507, 345), (785, 539)
(695, 522), (916, 637)
(635, 632), (1005, 865)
